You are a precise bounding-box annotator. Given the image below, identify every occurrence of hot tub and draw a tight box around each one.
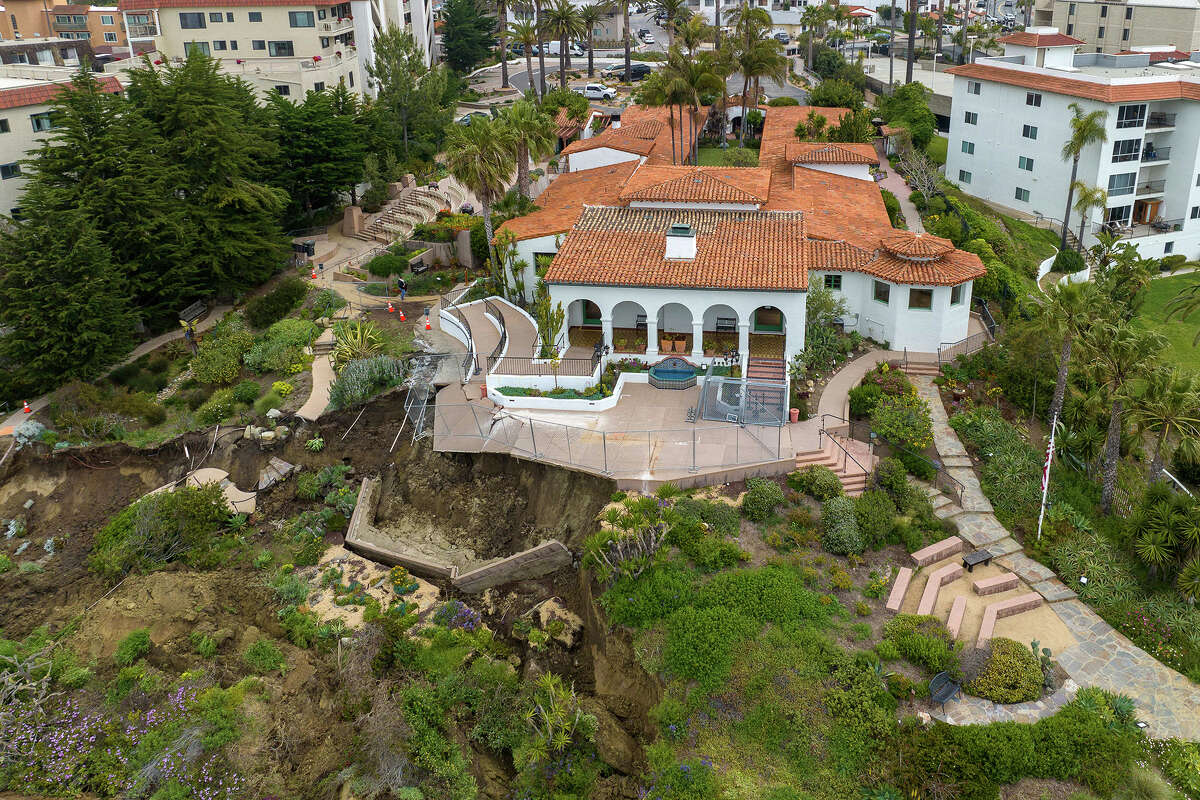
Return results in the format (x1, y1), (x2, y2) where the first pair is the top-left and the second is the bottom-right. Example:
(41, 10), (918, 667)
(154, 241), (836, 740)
(648, 357), (698, 390)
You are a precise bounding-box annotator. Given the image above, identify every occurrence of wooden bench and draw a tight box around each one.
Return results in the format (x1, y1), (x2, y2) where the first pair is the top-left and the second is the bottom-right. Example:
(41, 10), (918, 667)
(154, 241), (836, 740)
(973, 572), (1019, 596)
(917, 562), (963, 616)
(886, 567), (913, 612)
(911, 535), (964, 567)
(946, 595), (966, 639)
(976, 593), (1043, 648)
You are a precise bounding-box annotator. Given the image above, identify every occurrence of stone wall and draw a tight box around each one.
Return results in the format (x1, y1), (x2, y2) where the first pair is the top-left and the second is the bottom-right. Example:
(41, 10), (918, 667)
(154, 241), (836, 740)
(453, 540), (572, 594)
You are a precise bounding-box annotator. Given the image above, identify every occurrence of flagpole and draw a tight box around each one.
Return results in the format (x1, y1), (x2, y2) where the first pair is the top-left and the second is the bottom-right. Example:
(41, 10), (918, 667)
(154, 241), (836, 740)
(1036, 409), (1058, 541)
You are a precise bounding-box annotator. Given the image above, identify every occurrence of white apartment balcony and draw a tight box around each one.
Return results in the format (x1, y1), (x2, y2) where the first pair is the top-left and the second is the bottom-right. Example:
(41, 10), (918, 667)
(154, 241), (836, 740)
(1140, 145), (1170, 165)
(1134, 179), (1166, 199)
(319, 17), (355, 33)
(127, 23), (159, 38)
(1146, 111), (1177, 131)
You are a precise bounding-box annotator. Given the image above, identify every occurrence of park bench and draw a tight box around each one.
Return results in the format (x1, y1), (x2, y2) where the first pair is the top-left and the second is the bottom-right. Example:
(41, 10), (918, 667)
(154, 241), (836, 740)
(973, 573), (1019, 596)
(962, 549), (993, 572)
(929, 671), (961, 711)
(917, 562), (963, 616)
(885, 567), (913, 612)
(976, 593), (1043, 648)
(911, 535), (963, 567)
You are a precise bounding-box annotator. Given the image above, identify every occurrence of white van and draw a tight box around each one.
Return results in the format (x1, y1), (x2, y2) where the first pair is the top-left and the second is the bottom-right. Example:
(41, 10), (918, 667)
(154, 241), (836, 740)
(545, 40), (585, 57)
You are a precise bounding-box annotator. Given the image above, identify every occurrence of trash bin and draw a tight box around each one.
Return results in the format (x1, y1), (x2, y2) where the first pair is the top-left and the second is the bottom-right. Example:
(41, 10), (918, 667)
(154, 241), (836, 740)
(789, 408), (800, 423)
(304, 240), (315, 257)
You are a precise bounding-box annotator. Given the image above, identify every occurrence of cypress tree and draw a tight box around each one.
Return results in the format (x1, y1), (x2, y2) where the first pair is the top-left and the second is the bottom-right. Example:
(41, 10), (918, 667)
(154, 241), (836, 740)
(268, 89), (366, 219)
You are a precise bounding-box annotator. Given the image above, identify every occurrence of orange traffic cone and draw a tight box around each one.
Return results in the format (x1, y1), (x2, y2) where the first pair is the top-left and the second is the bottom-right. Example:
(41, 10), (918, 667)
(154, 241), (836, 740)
(387, 301), (394, 313)
(22, 400), (31, 414)
(425, 319), (432, 331)
(310, 269), (317, 279)
(399, 310), (406, 321)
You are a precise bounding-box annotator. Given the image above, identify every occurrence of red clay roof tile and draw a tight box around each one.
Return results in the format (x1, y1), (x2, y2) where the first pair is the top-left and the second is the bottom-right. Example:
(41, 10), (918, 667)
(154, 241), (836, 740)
(0, 76), (121, 111)
(617, 165), (771, 204)
(786, 141), (879, 165)
(997, 31), (1084, 47)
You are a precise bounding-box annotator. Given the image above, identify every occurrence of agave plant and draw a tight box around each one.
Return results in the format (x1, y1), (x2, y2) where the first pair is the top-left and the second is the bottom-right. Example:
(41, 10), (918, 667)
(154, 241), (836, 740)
(331, 320), (384, 370)
(1178, 557), (1200, 605)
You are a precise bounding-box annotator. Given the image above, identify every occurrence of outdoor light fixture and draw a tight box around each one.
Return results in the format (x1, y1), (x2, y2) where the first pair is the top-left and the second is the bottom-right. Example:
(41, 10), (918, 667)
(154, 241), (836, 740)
(1079, 576), (1088, 585)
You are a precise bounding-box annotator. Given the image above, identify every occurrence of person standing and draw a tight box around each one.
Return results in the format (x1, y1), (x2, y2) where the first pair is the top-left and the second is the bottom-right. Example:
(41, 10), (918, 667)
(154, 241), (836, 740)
(398, 277), (408, 300)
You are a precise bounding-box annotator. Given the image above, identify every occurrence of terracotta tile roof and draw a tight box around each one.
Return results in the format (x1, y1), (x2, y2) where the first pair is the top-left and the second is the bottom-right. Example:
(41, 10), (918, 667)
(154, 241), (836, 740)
(786, 141), (879, 165)
(881, 230), (955, 258)
(945, 62), (1200, 102)
(559, 118), (663, 157)
(998, 31), (1083, 47)
(560, 105), (701, 165)
(545, 205), (810, 291)
(1116, 48), (1193, 63)
(864, 248), (986, 285)
(617, 165), (772, 204)
(0, 76), (121, 111)
(554, 107), (585, 140)
(496, 161), (638, 241)
(758, 105), (853, 170)
(120, 0), (310, 7)
(766, 161), (891, 250)
(880, 124), (905, 136)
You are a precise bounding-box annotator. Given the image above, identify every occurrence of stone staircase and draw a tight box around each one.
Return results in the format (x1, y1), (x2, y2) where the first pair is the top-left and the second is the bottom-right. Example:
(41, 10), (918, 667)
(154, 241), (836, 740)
(795, 433), (875, 496)
(746, 357), (786, 382)
(901, 359), (941, 378)
(352, 186), (456, 244)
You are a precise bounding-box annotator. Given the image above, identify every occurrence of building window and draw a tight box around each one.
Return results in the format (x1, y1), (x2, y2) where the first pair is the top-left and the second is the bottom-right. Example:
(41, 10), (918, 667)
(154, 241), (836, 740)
(909, 288), (933, 310)
(230, 40), (238, 49)
(1068, 1), (1075, 11)
(1191, 206), (1200, 219)
(1112, 139), (1140, 162)
(1122, 28), (1129, 40)
(179, 12), (206, 28)
(1107, 205), (1132, 225)
(100, 13), (114, 24)
(0, 162), (20, 179)
(950, 285), (963, 305)
(1066, 23), (1074, 34)
(226, 12), (234, 21)
(1125, 6), (1132, 18)
(961, 140), (975, 155)
(318, 8), (327, 18)
(30, 112), (53, 132)
(0, 119), (9, 133)
(1018, 155), (1034, 171)
(824, 274), (842, 290)
(208, 12), (222, 22)
(1100, 5), (1107, 16)
(268, 40), (294, 56)
(274, 85), (291, 96)
(321, 37), (330, 47)
(1098, 25), (1105, 37)
(252, 40), (266, 50)
(185, 41), (210, 56)
(213, 40), (227, 50)
(104, 32), (117, 42)
(314, 81), (325, 91)
(1015, 187), (1031, 202)
(1108, 172), (1136, 196)
(249, 11), (263, 21)
(1026, 92), (1042, 107)
(1116, 104), (1146, 128)
(964, 110), (977, 124)
(958, 169), (972, 183)
(348, 71), (353, 87)
(967, 79), (981, 95)
(1022, 124), (1037, 139)
(1165, 241), (1175, 254)
(289, 11), (315, 27)
(873, 280), (890, 304)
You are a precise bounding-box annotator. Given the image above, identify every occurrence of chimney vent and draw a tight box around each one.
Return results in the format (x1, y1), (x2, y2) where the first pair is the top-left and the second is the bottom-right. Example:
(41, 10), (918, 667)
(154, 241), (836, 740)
(665, 223), (696, 260)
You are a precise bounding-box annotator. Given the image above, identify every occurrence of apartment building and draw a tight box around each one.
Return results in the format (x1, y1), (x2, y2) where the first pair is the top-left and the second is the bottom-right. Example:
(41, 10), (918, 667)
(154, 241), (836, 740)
(945, 27), (1200, 260)
(1034, 0), (1200, 55)
(116, 0), (432, 98)
(0, 74), (123, 215)
(0, 35), (95, 64)
(0, 3), (128, 50)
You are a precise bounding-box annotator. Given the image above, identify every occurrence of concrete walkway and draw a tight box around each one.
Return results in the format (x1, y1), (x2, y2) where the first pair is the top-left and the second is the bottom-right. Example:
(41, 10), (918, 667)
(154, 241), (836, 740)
(1, 304), (233, 436)
(296, 355), (335, 422)
(876, 168), (924, 233)
(914, 374), (1200, 739)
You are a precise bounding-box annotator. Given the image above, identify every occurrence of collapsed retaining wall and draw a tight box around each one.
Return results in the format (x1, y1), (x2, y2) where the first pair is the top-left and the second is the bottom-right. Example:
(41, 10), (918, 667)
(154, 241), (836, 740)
(345, 477), (573, 593)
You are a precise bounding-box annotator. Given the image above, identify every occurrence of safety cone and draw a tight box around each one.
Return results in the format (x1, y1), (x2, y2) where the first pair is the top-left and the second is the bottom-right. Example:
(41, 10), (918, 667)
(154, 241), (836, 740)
(310, 269), (317, 279)
(387, 301), (394, 313)
(22, 400), (31, 414)
(399, 309), (406, 321)
(425, 319), (432, 331)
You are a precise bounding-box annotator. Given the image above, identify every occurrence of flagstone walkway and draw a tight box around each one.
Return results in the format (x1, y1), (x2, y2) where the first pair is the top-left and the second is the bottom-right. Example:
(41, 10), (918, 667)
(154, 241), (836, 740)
(912, 376), (1200, 739)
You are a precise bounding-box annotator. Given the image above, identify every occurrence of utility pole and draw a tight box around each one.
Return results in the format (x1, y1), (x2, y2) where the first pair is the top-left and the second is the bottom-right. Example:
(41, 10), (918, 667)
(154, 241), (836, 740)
(888, 0), (897, 91)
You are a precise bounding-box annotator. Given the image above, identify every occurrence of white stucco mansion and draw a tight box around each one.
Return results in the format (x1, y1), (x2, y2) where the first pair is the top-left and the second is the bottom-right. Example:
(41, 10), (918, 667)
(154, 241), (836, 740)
(498, 105), (987, 366)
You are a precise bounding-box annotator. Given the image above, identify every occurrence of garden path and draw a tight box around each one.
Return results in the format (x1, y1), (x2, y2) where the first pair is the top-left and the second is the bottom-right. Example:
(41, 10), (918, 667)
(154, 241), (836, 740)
(296, 355), (334, 422)
(876, 167), (924, 234)
(0, 304), (233, 437)
(913, 375), (1200, 739)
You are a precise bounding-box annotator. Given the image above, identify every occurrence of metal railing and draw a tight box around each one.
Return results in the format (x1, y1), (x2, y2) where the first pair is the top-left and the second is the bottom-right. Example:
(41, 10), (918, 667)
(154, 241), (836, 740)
(974, 297), (998, 338)
(1147, 112), (1177, 128)
(938, 331), (991, 364)
(484, 298), (507, 366)
(1093, 218), (1183, 238)
(127, 23), (159, 37)
(438, 288), (476, 383)
(1136, 180), (1167, 195)
(1141, 146), (1171, 163)
(486, 354), (600, 377)
(817, 415), (872, 477)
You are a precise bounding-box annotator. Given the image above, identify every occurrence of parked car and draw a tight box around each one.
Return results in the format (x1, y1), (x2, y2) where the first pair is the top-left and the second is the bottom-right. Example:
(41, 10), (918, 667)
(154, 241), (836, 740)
(603, 62), (652, 81)
(456, 111), (491, 126)
(640, 31), (656, 44)
(576, 82), (617, 100)
(774, 30), (790, 43)
(547, 40), (585, 57)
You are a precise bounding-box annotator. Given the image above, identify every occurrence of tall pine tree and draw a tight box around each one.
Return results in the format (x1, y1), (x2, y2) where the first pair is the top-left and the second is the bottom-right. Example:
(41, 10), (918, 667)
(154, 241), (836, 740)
(268, 88), (366, 219)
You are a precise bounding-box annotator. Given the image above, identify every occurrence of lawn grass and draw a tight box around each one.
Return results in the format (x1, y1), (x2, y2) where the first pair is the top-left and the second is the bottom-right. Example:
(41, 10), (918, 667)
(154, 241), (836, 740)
(696, 145), (759, 167)
(1133, 271), (1200, 370)
(927, 134), (948, 165)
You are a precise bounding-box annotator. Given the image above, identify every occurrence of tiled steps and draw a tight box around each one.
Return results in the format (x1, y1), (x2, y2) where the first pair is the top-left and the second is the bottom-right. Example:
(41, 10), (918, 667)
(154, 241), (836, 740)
(902, 361), (941, 377)
(747, 357), (785, 382)
(795, 436), (874, 496)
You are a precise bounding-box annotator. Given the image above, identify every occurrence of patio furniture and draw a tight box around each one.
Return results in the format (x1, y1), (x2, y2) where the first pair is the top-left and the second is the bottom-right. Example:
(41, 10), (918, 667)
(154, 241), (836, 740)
(635, 314), (647, 329)
(715, 316), (737, 332)
(962, 549), (993, 573)
(929, 671), (961, 712)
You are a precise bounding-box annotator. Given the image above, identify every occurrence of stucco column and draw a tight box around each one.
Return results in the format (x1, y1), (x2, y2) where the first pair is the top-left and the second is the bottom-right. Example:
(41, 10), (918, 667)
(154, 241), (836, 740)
(601, 316), (614, 353)
(691, 320), (704, 360)
(738, 321), (750, 362)
(646, 317), (659, 359)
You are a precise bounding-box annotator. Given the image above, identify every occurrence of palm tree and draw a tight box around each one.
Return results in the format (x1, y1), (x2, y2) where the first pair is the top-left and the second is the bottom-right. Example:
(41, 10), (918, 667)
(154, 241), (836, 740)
(535, 0), (548, 98)
(1081, 319), (1166, 514)
(444, 117), (517, 268)
(509, 19), (542, 102)
(663, 49), (723, 164)
(1130, 366), (1200, 480)
(578, 2), (609, 77)
(905, 0), (918, 82)
(677, 14), (712, 57)
(544, 0), (584, 92)
(1035, 280), (1100, 432)
(1070, 181), (1107, 251)
(621, 0), (632, 84)
(499, 0), (511, 88)
(728, 6), (783, 147)
(653, 0), (689, 48)
(504, 99), (555, 197)
(801, 4), (824, 70)
(1163, 267), (1200, 344)
(637, 71), (678, 164)
(1060, 102), (1108, 251)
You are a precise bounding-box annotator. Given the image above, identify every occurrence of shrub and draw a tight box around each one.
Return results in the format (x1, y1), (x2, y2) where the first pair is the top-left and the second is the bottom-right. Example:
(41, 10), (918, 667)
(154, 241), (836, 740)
(898, 449), (938, 481)
(950, 406), (1042, 524)
(245, 277), (308, 329)
(673, 497), (740, 537)
(742, 478), (786, 521)
(192, 315), (254, 385)
(365, 253), (410, 277)
(114, 628), (151, 666)
(192, 632), (218, 658)
(295, 471), (321, 500)
(788, 464), (843, 501)
(272, 380), (294, 397)
(254, 391), (284, 416)
(90, 484), (230, 578)
(244, 318), (318, 374)
(1053, 248), (1086, 274)
(882, 614), (961, 677)
(310, 288), (347, 318)
(871, 391), (934, 450)
(232, 380), (261, 404)
(855, 490), (898, 550)
(243, 639), (285, 674)
(195, 388), (238, 425)
(601, 564), (698, 628)
(766, 96), (800, 106)
(328, 355), (404, 409)
(662, 606), (757, 690)
(966, 638), (1043, 703)
(848, 383), (885, 418)
(875, 639), (901, 661)
(696, 565), (833, 624)
(821, 495), (864, 555)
